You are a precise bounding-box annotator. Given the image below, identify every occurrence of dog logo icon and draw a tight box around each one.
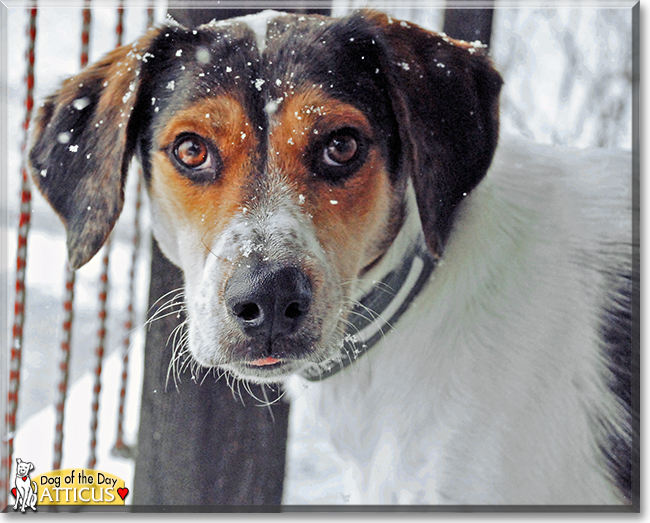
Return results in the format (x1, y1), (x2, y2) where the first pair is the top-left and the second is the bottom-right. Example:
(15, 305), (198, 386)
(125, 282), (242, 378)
(11, 458), (38, 512)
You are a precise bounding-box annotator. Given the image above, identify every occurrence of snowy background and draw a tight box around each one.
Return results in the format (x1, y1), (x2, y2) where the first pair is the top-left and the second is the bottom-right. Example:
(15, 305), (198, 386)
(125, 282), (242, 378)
(2, 0), (634, 508)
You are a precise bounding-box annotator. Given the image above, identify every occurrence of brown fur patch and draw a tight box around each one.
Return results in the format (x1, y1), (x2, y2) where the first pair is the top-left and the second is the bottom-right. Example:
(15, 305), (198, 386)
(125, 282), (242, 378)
(268, 87), (396, 281)
(150, 95), (258, 260)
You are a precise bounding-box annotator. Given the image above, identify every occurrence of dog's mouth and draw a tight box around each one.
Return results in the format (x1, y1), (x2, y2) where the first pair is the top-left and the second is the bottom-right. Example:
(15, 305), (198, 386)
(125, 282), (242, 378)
(223, 355), (310, 382)
(183, 284), (340, 383)
(244, 356), (293, 373)
(212, 321), (345, 383)
(248, 356), (283, 367)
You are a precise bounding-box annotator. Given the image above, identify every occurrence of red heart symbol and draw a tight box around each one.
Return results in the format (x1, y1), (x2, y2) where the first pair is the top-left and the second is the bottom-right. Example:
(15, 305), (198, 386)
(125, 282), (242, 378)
(117, 487), (129, 501)
(11, 487), (17, 498)
(22, 476), (27, 481)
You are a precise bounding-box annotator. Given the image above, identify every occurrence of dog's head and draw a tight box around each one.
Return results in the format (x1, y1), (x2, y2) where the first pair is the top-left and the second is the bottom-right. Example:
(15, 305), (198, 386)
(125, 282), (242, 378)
(16, 459), (33, 477)
(30, 11), (501, 382)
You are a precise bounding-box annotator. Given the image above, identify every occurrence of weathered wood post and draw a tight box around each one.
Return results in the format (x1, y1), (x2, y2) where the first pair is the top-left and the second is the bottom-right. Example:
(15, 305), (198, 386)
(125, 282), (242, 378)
(443, 1), (494, 45)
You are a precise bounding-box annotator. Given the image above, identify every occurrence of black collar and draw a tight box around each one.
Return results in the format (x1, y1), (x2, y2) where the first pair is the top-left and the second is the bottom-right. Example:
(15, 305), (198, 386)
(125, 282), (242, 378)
(300, 237), (436, 381)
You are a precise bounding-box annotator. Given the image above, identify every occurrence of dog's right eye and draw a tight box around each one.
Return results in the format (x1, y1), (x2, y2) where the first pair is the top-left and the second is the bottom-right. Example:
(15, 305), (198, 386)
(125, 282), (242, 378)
(170, 133), (222, 183)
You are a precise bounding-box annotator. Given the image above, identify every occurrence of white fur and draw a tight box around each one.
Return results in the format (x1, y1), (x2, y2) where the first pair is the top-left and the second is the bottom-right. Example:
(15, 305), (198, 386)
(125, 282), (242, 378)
(205, 10), (282, 53)
(284, 138), (632, 505)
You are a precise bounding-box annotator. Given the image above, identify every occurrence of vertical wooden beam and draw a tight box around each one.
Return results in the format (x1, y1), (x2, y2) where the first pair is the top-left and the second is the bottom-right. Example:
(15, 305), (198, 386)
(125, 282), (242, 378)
(443, 2), (494, 46)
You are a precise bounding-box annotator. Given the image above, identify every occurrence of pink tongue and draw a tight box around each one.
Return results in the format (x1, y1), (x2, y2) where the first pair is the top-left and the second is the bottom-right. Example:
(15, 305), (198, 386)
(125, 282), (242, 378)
(249, 357), (281, 366)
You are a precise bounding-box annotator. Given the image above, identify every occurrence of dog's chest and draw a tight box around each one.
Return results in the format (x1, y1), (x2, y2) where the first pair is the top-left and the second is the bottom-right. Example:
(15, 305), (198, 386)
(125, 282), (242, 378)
(284, 313), (455, 504)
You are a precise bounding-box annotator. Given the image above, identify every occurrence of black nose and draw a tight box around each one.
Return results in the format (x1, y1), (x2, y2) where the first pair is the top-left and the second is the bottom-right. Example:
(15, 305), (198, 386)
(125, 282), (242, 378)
(225, 264), (312, 340)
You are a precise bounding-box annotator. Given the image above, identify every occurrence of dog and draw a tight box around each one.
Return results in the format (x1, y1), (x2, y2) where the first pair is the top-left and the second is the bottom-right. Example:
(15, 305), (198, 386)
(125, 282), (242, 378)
(29, 10), (634, 505)
(13, 458), (38, 512)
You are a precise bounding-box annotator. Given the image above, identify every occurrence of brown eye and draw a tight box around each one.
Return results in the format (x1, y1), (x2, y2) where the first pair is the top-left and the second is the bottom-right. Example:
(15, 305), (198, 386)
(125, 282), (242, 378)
(169, 133), (222, 183)
(309, 128), (369, 184)
(324, 134), (358, 166)
(174, 135), (210, 169)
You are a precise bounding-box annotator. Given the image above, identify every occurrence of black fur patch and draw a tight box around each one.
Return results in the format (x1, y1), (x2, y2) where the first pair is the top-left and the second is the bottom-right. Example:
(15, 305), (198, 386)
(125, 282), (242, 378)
(599, 271), (637, 504)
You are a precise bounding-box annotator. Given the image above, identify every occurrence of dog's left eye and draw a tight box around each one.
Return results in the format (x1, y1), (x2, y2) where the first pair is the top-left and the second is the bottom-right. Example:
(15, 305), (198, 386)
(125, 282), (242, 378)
(169, 133), (222, 183)
(324, 133), (359, 166)
(310, 128), (369, 183)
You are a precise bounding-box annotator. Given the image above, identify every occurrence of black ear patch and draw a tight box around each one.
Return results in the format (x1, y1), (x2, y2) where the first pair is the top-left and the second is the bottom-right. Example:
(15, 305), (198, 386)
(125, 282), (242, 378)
(363, 11), (503, 257)
(29, 28), (161, 269)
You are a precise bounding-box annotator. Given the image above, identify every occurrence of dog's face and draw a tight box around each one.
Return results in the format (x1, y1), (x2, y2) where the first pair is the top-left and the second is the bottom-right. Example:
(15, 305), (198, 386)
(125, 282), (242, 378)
(16, 459), (33, 477)
(29, 11), (501, 382)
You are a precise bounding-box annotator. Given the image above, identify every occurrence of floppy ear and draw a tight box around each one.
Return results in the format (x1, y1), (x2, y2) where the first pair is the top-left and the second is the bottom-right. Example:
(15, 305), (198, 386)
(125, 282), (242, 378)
(29, 29), (160, 269)
(367, 12), (503, 257)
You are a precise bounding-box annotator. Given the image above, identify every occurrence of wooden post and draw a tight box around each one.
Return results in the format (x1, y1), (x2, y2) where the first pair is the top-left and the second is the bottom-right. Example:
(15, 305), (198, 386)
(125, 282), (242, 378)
(443, 2), (494, 46)
(132, 4), (329, 508)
